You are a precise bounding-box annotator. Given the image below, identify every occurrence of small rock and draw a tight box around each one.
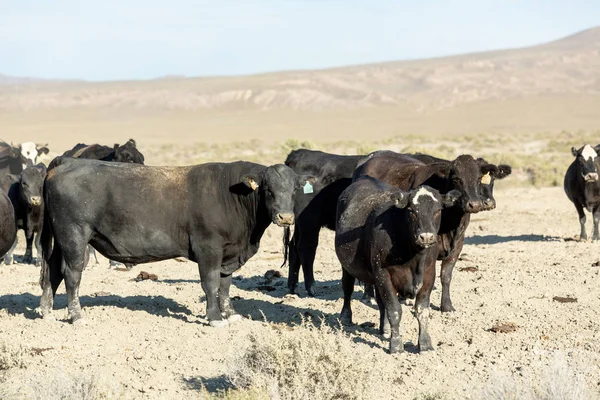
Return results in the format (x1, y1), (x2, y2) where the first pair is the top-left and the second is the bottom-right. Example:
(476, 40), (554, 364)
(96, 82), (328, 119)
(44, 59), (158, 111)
(552, 296), (577, 303)
(489, 322), (518, 333)
(136, 271), (158, 281)
(459, 266), (479, 273)
(264, 269), (283, 282)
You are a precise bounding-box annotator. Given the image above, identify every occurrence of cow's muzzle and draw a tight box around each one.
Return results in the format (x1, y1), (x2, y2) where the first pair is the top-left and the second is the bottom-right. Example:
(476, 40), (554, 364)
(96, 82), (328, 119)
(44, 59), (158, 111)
(584, 173), (599, 183)
(416, 232), (436, 248)
(275, 213), (295, 227)
(466, 200), (484, 213)
(482, 198), (496, 210)
(30, 196), (42, 206)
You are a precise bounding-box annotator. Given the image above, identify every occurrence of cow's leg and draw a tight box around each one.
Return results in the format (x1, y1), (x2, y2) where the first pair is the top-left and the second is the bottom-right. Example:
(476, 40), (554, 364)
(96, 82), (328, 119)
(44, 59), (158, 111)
(374, 270), (403, 354)
(219, 274), (241, 322)
(62, 246), (88, 325)
(415, 256), (437, 352)
(592, 206), (600, 241)
(3, 236), (18, 265)
(297, 233), (320, 297)
(287, 232), (302, 294)
(374, 289), (391, 338)
(361, 282), (377, 306)
(339, 269), (354, 325)
(23, 233), (34, 264)
(440, 239), (464, 313)
(195, 247), (227, 327)
(38, 247), (65, 319)
(575, 203), (587, 241)
(34, 231), (42, 267)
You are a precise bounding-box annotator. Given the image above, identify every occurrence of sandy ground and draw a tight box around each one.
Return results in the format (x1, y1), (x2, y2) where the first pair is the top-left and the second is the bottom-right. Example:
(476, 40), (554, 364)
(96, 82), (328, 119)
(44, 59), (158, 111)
(1, 185), (600, 399)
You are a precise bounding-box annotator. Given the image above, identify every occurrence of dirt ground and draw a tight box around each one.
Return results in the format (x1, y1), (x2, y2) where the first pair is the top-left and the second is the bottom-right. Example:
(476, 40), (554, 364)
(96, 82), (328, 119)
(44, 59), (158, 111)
(1, 184), (599, 399)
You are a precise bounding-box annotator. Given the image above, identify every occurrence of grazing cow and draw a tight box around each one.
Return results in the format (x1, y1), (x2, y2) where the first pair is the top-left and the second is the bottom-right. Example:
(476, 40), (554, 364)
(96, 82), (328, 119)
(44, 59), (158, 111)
(0, 142), (30, 179)
(283, 149), (365, 296)
(0, 189), (17, 261)
(564, 144), (600, 241)
(335, 176), (460, 353)
(355, 151), (510, 312)
(62, 139), (145, 164)
(410, 153), (512, 210)
(19, 142), (50, 167)
(39, 158), (315, 327)
(2, 164), (47, 265)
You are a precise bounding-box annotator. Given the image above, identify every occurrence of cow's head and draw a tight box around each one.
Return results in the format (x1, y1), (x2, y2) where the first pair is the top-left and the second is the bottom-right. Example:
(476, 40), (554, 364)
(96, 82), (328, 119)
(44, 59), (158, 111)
(438, 154), (489, 213)
(476, 159), (512, 210)
(242, 164), (316, 227)
(19, 163), (47, 208)
(571, 145), (600, 183)
(114, 139), (145, 164)
(19, 142), (49, 168)
(396, 186), (461, 248)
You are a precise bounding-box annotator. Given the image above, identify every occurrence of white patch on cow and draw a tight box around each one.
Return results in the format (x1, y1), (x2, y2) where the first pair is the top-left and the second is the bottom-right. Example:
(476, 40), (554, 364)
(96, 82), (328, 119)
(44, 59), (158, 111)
(481, 172), (491, 185)
(581, 144), (597, 161)
(412, 187), (437, 205)
(20, 142), (38, 165)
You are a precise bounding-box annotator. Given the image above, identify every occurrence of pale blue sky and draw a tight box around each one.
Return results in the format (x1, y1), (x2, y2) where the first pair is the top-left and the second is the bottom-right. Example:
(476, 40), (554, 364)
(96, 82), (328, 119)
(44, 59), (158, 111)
(1, 0), (598, 81)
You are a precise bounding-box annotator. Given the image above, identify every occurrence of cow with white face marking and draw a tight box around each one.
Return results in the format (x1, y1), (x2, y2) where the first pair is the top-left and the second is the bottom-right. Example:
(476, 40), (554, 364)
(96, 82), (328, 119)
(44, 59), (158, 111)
(19, 142), (50, 169)
(564, 144), (600, 241)
(335, 176), (460, 354)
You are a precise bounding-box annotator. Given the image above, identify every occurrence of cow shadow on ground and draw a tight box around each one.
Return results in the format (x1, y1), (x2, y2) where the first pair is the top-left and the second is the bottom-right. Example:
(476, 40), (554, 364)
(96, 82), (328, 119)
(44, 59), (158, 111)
(464, 234), (565, 245)
(0, 292), (194, 323)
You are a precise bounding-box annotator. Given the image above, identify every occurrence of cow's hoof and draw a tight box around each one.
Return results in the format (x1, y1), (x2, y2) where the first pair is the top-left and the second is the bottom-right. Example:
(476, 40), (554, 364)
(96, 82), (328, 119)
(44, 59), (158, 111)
(4, 257), (12, 265)
(418, 343), (435, 352)
(440, 303), (456, 313)
(209, 319), (230, 328)
(37, 310), (55, 321)
(340, 311), (353, 325)
(23, 256), (33, 265)
(228, 314), (243, 323)
(71, 317), (88, 326)
(389, 340), (404, 355)
(306, 288), (317, 297)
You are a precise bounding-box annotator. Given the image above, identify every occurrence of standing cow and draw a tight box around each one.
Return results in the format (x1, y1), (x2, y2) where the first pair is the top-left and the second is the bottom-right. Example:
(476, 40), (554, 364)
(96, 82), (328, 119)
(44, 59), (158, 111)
(564, 144), (600, 241)
(2, 164), (47, 265)
(283, 149), (364, 296)
(62, 139), (145, 164)
(355, 151), (510, 312)
(0, 189), (17, 261)
(336, 176), (460, 353)
(39, 158), (315, 327)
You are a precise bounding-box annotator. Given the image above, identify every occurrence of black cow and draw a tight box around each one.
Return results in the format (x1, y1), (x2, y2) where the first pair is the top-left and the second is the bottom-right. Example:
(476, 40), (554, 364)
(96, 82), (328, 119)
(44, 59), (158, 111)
(2, 164), (47, 265)
(283, 149), (365, 296)
(39, 158), (315, 327)
(336, 176), (460, 353)
(354, 151), (510, 312)
(410, 153), (512, 211)
(63, 139), (145, 164)
(564, 144), (600, 241)
(0, 189), (17, 261)
(0, 142), (30, 179)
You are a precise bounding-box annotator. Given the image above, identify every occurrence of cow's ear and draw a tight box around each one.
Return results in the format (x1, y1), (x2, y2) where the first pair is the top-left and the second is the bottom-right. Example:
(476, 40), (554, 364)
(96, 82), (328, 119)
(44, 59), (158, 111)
(34, 163), (47, 177)
(572, 147), (579, 157)
(9, 147), (20, 158)
(114, 144), (120, 151)
(497, 164), (512, 179)
(431, 162), (451, 178)
(36, 144), (49, 155)
(127, 139), (137, 147)
(297, 175), (317, 187)
(480, 162), (498, 175)
(392, 191), (409, 208)
(242, 174), (261, 191)
(442, 189), (461, 208)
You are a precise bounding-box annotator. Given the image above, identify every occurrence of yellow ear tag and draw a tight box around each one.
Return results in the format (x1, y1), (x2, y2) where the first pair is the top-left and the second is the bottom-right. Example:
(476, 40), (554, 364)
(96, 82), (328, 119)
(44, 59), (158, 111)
(249, 180), (259, 190)
(481, 173), (491, 185)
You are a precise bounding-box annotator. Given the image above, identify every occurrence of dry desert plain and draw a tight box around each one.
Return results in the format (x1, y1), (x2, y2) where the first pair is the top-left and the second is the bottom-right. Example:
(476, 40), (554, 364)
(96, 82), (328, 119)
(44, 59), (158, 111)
(1, 27), (600, 400)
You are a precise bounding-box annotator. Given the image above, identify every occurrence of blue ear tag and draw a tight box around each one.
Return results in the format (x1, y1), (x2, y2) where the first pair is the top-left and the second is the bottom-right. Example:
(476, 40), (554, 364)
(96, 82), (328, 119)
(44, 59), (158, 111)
(303, 181), (314, 194)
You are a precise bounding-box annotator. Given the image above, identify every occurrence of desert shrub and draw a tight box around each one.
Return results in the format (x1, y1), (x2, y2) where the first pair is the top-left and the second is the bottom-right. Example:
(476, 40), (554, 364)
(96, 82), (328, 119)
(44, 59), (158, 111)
(356, 143), (376, 155)
(0, 341), (25, 371)
(227, 318), (377, 400)
(482, 353), (590, 400)
(282, 138), (314, 152)
(0, 370), (123, 400)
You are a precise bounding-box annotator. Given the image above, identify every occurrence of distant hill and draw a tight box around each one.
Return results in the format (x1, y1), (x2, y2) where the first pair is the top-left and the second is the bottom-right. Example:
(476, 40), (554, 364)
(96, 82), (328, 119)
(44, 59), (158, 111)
(1, 27), (599, 147)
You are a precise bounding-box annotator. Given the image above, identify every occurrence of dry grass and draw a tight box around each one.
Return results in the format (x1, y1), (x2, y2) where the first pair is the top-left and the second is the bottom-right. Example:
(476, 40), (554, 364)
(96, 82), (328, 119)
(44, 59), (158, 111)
(0, 341), (26, 372)
(482, 353), (590, 400)
(0, 369), (123, 400)
(225, 318), (378, 400)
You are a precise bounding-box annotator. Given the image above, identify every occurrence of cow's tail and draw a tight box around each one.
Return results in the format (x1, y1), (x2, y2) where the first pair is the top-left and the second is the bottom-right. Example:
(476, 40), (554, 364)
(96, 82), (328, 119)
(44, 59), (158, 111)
(281, 226), (291, 268)
(39, 182), (53, 289)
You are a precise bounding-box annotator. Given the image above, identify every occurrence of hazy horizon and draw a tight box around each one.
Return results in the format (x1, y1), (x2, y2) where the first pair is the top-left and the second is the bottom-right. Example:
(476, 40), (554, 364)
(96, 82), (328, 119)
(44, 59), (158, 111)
(2, 0), (599, 81)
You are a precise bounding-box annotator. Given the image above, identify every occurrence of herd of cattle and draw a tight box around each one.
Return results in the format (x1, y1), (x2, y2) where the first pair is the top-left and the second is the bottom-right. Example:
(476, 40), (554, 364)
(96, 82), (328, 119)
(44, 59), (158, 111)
(0, 139), (599, 354)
